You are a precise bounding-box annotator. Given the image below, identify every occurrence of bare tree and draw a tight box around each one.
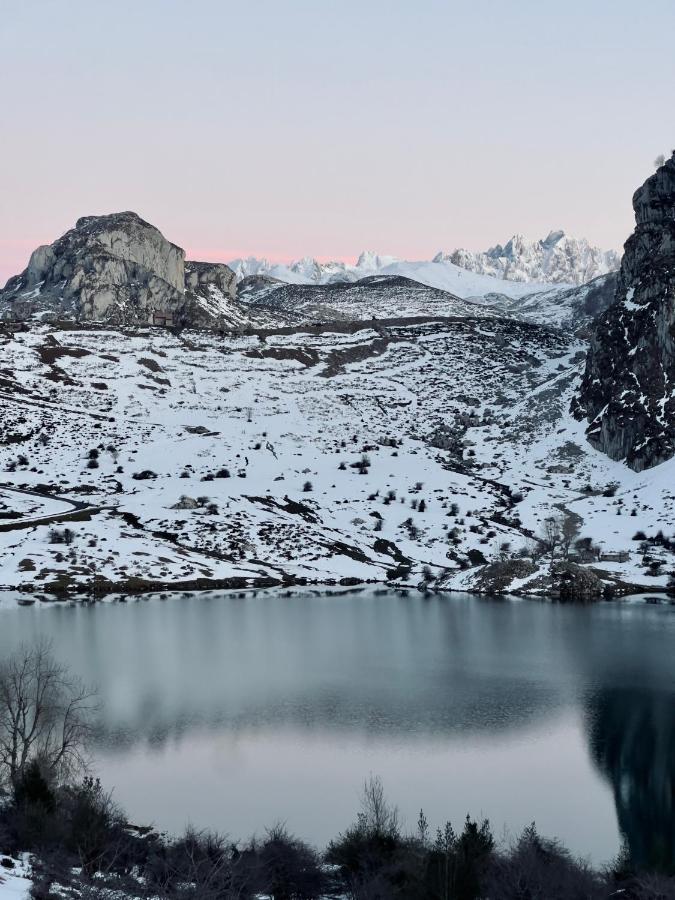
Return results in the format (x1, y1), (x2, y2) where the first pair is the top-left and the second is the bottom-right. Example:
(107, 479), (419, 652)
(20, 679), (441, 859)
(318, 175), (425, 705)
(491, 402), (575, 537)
(655, 153), (666, 169)
(560, 517), (579, 559)
(541, 516), (563, 555)
(358, 775), (400, 838)
(0, 640), (97, 789)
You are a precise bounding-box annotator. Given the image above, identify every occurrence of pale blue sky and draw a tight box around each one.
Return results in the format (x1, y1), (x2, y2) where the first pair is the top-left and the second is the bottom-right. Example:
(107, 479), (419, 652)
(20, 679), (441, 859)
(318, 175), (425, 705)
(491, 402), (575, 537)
(1, 0), (673, 282)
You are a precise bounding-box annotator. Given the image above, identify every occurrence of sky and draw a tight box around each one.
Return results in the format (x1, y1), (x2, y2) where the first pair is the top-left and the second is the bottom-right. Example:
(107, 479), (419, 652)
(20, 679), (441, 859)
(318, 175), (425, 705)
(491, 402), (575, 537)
(1, 0), (674, 284)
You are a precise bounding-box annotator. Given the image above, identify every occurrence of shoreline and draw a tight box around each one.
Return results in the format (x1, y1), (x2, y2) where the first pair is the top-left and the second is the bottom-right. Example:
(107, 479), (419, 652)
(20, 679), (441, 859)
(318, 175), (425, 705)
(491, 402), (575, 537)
(1, 578), (672, 605)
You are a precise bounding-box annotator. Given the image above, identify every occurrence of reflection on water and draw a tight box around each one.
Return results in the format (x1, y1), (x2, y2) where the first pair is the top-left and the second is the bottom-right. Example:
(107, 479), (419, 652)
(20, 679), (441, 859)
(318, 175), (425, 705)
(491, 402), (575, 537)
(587, 687), (675, 872)
(0, 591), (673, 865)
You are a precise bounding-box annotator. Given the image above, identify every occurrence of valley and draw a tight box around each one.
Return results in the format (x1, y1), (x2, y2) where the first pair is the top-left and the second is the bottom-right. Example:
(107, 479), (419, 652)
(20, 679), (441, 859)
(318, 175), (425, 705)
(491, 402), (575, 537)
(0, 306), (672, 599)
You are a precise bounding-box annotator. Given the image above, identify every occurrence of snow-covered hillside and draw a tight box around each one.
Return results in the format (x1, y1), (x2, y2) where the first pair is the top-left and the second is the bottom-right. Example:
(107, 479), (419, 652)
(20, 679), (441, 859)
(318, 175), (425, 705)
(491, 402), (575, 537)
(235, 273), (616, 334)
(1, 315), (672, 599)
(492, 273), (618, 332)
(240, 276), (501, 323)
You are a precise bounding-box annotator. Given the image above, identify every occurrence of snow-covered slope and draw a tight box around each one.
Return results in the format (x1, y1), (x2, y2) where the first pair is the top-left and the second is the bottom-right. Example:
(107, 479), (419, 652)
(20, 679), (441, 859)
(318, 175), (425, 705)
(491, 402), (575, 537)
(494, 273), (618, 331)
(0, 857), (31, 898)
(1, 318), (672, 598)
(236, 273), (617, 333)
(443, 231), (620, 285)
(240, 275), (501, 323)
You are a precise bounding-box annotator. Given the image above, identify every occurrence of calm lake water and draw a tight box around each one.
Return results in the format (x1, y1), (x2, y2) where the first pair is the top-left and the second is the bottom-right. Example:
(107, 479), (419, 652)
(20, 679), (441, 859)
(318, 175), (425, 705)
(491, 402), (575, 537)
(0, 590), (673, 867)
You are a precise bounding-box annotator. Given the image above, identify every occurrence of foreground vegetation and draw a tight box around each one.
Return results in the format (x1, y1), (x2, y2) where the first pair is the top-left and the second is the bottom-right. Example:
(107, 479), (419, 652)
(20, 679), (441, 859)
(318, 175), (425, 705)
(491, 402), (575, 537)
(1, 643), (673, 899)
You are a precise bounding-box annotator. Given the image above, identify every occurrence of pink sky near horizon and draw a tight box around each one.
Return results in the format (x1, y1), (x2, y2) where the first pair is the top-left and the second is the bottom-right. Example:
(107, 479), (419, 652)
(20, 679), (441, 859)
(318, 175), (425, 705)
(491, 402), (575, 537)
(1, 0), (673, 287)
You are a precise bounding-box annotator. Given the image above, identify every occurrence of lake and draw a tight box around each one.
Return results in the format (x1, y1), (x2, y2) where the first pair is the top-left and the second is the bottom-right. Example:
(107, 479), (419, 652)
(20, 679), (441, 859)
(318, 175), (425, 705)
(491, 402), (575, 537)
(0, 589), (673, 868)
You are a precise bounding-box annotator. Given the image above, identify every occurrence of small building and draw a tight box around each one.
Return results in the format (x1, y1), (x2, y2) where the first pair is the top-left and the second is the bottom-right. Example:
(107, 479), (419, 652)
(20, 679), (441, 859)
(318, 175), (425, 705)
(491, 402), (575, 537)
(599, 551), (630, 563)
(152, 311), (174, 327)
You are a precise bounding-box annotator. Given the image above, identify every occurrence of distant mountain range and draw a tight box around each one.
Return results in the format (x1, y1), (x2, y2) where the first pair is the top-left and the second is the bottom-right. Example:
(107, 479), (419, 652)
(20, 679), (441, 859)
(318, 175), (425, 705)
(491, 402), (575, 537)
(229, 231), (620, 289)
(0, 215), (618, 333)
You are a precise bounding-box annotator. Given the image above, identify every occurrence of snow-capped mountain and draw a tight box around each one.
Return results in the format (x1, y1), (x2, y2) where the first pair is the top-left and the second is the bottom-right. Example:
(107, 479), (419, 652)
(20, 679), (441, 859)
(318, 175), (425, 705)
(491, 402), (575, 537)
(441, 231), (620, 285)
(228, 251), (399, 285)
(229, 231), (619, 293)
(230, 253), (567, 301)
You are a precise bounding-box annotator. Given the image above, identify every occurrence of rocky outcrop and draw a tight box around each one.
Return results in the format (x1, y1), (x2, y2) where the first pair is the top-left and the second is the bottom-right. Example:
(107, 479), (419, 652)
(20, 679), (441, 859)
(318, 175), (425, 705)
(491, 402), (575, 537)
(0, 212), (237, 328)
(574, 153), (675, 471)
(469, 558), (538, 593)
(185, 261), (236, 298)
(550, 561), (604, 601)
(182, 260), (237, 324)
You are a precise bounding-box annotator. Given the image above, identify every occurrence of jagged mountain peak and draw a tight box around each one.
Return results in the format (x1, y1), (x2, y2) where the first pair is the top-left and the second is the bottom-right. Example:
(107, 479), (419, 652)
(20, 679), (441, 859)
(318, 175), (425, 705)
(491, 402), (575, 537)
(355, 249), (398, 269)
(541, 229), (567, 248)
(231, 233), (618, 289)
(445, 231), (620, 285)
(229, 237), (619, 295)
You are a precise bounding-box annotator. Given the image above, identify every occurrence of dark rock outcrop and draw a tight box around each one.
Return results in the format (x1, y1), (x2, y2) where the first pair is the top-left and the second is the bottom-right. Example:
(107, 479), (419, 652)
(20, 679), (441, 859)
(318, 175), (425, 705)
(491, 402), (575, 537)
(550, 561), (603, 601)
(574, 153), (675, 470)
(0, 212), (237, 328)
(469, 558), (538, 593)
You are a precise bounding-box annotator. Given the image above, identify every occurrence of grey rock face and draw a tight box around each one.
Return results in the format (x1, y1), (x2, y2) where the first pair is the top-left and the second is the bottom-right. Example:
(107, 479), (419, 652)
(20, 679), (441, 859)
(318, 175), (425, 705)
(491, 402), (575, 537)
(574, 153), (675, 471)
(181, 260), (239, 327)
(185, 261), (236, 297)
(0, 212), (237, 328)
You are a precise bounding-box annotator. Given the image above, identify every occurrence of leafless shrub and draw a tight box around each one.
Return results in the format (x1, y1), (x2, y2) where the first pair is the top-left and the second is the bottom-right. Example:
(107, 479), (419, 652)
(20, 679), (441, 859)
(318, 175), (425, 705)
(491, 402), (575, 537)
(0, 640), (97, 790)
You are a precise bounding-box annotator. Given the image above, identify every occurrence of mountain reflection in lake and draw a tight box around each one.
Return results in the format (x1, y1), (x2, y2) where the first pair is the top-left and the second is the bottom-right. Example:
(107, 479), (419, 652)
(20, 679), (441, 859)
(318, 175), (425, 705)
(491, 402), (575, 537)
(0, 590), (673, 866)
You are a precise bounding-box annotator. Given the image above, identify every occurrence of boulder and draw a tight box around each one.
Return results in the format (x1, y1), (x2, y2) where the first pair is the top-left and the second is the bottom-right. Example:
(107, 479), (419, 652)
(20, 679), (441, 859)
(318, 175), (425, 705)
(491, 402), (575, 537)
(171, 495), (200, 510)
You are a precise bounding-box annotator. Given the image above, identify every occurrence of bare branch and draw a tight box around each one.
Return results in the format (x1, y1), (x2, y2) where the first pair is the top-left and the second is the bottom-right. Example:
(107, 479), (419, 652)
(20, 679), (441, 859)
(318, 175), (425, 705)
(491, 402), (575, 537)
(0, 639), (97, 789)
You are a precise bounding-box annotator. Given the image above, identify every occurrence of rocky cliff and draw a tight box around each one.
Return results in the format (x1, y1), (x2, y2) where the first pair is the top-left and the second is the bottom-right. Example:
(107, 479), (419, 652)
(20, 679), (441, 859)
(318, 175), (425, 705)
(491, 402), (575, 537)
(0, 212), (237, 327)
(573, 153), (675, 471)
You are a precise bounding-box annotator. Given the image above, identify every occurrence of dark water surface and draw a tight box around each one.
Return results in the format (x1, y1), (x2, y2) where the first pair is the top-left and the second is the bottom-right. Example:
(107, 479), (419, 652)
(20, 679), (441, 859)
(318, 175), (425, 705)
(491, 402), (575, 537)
(0, 590), (673, 866)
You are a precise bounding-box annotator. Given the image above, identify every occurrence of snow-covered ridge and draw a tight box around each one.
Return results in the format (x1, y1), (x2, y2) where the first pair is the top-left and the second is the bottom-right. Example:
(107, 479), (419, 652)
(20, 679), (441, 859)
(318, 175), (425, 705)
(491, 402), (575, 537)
(231, 254), (563, 301)
(439, 230), (620, 286)
(229, 231), (619, 292)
